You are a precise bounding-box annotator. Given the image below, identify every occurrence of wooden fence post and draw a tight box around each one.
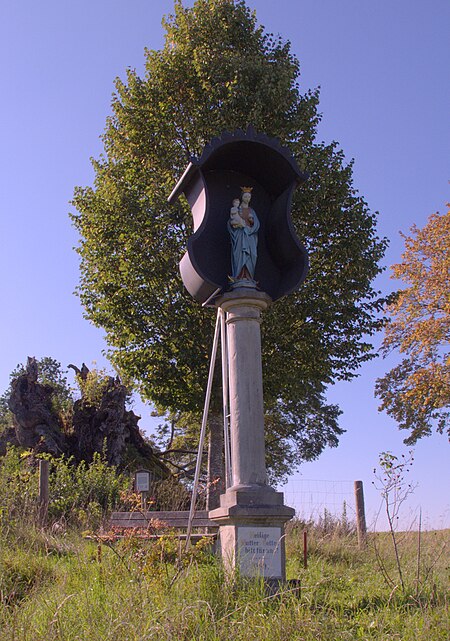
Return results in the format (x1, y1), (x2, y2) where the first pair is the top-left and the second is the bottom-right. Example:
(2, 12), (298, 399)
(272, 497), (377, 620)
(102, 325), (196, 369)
(39, 459), (49, 525)
(354, 480), (367, 548)
(303, 530), (308, 569)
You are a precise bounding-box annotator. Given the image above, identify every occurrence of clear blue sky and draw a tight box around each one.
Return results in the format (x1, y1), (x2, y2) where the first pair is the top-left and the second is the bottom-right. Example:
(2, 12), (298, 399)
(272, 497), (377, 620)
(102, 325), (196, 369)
(1, 1), (448, 529)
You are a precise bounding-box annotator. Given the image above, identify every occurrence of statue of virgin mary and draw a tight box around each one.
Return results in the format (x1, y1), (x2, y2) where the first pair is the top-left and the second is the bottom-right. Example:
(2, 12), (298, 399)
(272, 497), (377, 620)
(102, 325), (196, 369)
(227, 187), (260, 282)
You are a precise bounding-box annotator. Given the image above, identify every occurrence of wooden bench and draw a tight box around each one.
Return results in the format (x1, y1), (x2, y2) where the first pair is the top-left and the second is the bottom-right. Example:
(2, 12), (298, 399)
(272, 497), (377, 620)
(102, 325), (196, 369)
(109, 510), (218, 542)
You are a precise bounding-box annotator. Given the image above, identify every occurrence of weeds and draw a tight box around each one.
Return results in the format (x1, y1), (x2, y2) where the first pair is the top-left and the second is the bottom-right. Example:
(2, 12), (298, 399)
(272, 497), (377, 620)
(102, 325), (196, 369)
(372, 450), (417, 593)
(0, 447), (130, 537)
(0, 522), (447, 640)
(0, 450), (447, 639)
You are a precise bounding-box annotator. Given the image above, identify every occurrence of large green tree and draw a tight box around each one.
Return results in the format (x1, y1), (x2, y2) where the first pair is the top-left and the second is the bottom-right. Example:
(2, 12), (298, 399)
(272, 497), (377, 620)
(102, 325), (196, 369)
(71, 0), (386, 481)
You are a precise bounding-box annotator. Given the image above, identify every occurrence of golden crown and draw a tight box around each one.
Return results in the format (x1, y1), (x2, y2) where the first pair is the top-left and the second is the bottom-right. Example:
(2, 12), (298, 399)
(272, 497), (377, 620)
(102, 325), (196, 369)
(240, 186), (253, 193)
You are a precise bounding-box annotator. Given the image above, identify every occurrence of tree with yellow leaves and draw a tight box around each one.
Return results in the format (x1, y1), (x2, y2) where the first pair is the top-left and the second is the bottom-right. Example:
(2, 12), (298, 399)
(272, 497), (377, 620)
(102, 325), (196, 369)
(375, 205), (450, 443)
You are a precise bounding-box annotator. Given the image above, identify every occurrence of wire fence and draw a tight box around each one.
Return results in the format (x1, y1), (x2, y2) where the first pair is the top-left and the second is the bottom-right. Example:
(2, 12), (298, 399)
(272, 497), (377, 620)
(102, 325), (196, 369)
(279, 478), (356, 523)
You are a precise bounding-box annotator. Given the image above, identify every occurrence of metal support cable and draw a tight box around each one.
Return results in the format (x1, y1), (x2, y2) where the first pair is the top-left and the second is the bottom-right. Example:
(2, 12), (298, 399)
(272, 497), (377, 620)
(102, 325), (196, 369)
(220, 308), (232, 488)
(185, 310), (221, 550)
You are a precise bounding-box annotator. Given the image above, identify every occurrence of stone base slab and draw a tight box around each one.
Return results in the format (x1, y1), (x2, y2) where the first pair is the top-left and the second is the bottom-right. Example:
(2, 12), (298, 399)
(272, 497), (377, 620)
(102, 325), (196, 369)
(209, 486), (295, 581)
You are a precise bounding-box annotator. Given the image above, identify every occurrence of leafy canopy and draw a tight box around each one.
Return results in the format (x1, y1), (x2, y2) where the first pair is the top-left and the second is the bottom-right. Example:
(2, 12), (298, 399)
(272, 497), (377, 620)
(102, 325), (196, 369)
(376, 206), (450, 444)
(71, 0), (387, 478)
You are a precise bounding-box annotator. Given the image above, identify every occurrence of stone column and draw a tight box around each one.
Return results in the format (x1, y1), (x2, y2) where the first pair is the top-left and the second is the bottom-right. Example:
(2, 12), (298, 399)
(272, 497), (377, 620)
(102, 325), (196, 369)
(209, 288), (294, 584)
(223, 290), (269, 489)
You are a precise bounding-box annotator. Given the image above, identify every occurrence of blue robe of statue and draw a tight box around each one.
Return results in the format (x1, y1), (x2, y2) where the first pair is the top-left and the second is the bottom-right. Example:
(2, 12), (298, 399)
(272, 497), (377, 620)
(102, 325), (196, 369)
(227, 207), (260, 280)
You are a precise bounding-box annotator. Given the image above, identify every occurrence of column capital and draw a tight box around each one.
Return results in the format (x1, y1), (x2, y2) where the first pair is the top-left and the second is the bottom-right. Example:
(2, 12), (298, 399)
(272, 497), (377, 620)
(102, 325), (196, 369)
(216, 289), (272, 314)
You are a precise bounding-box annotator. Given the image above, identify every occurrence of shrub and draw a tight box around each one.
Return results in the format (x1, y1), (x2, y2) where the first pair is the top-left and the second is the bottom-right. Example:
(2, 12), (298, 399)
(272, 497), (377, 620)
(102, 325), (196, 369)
(0, 448), (39, 531)
(0, 447), (130, 534)
(47, 452), (130, 526)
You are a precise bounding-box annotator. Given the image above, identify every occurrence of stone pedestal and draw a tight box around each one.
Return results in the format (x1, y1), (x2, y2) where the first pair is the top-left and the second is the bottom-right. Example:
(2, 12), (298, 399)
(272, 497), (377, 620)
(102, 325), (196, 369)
(209, 289), (294, 581)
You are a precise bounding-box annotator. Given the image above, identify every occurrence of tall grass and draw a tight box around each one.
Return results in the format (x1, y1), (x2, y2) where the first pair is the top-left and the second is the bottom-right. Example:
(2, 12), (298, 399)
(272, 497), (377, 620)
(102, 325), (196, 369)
(0, 452), (447, 640)
(0, 520), (447, 640)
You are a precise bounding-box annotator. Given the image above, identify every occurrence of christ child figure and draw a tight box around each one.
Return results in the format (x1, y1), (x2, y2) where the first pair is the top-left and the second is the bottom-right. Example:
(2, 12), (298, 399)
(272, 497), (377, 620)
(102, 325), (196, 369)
(229, 198), (246, 228)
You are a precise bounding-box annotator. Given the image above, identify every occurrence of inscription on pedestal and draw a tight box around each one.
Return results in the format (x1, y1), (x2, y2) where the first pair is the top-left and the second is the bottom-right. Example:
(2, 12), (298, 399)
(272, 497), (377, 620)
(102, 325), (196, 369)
(237, 526), (282, 578)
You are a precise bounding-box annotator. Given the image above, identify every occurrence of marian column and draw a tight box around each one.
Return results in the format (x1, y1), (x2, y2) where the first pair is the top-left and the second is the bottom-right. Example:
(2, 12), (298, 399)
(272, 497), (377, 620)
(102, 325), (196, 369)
(221, 291), (269, 490)
(168, 127), (309, 584)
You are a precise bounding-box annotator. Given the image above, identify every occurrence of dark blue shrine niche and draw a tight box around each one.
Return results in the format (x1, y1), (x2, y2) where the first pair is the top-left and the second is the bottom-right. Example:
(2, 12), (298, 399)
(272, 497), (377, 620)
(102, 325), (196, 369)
(168, 127), (309, 304)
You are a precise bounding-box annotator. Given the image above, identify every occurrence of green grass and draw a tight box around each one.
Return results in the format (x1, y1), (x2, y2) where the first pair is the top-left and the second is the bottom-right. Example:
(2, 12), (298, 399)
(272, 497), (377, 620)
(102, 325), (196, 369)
(0, 523), (448, 640)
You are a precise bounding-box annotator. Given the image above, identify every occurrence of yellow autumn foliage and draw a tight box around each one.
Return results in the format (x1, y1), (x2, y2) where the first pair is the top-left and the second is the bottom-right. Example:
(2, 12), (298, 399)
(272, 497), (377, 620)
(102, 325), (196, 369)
(376, 205), (450, 443)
